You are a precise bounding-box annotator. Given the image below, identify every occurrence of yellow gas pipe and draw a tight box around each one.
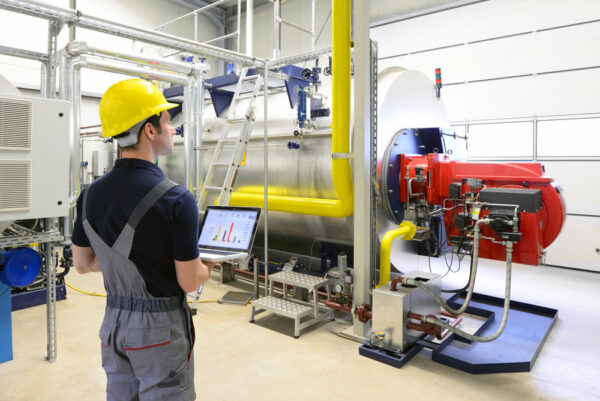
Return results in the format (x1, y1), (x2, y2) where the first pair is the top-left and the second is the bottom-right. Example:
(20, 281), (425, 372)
(377, 221), (417, 288)
(228, 0), (353, 218)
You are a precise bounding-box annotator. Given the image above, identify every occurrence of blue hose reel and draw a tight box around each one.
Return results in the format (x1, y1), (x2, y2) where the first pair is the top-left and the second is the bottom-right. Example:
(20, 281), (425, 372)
(0, 248), (42, 287)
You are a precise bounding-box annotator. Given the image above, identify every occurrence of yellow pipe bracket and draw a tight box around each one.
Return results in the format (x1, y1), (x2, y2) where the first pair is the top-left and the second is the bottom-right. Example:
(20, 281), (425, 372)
(377, 221), (417, 288)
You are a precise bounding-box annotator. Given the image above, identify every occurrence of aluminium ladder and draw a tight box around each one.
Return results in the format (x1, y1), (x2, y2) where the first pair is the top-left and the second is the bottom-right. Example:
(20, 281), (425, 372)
(191, 68), (263, 314)
(197, 68), (263, 211)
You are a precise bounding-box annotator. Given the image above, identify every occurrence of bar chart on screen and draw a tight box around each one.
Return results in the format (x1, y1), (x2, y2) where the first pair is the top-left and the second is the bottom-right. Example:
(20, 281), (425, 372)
(199, 209), (259, 250)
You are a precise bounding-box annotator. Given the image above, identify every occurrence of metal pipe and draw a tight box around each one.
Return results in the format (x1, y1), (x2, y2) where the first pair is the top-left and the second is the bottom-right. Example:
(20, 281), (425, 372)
(273, 0), (281, 59)
(422, 241), (514, 342)
(397, 218), (490, 316)
(194, 76), (205, 198)
(0, 0), (261, 64)
(377, 221), (417, 288)
(154, 0), (230, 30)
(194, 11), (198, 42)
(246, 0), (253, 56)
(311, 0), (316, 51)
(66, 41), (207, 76)
(183, 84), (193, 191)
(324, 298), (351, 313)
(0, 45), (48, 62)
(203, 31), (239, 45)
(79, 56), (191, 85)
(278, 17), (313, 35)
(237, 0), (241, 52)
(228, 0), (353, 218)
(263, 60), (269, 296)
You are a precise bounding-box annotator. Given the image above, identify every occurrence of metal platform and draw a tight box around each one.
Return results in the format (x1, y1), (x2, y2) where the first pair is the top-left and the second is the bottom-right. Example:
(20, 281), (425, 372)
(267, 271), (330, 288)
(250, 271), (333, 338)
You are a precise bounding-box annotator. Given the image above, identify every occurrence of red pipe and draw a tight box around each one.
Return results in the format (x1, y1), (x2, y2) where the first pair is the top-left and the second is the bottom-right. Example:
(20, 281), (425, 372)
(324, 299), (351, 313)
(390, 277), (405, 291)
(354, 304), (372, 322)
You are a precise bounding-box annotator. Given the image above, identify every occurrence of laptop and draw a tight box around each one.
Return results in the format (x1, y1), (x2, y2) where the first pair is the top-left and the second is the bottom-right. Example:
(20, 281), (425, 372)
(198, 206), (261, 262)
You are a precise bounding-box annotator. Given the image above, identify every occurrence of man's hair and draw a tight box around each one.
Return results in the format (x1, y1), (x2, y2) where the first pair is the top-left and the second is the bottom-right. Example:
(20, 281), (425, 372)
(116, 113), (162, 151)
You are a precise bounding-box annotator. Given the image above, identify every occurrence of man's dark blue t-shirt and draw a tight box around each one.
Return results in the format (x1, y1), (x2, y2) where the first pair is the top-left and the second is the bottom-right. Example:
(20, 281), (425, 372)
(72, 158), (200, 297)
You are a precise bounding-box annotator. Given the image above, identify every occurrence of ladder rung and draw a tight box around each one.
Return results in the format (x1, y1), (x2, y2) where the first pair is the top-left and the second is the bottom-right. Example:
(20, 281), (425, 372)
(220, 139), (241, 144)
(227, 117), (247, 124)
(213, 162), (231, 167)
(204, 186), (224, 191)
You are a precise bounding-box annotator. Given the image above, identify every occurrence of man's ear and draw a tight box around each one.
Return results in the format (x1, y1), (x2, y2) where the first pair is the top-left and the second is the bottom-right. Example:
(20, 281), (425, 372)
(141, 122), (155, 142)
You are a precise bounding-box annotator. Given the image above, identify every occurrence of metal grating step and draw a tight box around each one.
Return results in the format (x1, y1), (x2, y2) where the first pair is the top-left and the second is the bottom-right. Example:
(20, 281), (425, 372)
(268, 271), (330, 289)
(252, 296), (312, 318)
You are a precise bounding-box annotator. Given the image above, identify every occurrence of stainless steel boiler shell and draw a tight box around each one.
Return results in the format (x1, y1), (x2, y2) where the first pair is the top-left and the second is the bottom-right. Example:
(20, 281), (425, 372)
(164, 67), (449, 258)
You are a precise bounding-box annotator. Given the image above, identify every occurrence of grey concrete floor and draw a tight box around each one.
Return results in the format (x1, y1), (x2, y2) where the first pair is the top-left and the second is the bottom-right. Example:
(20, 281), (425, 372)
(0, 260), (599, 401)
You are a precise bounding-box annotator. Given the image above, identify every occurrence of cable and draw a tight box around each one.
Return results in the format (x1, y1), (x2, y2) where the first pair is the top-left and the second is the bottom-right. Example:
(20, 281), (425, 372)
(0, 287), (10, 297)
(66, 281), (218, 303)
(65, 281), (106, 297)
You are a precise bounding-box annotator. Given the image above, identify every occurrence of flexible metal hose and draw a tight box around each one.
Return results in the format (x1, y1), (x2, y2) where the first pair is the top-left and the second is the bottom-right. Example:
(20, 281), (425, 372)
(421, 241), (513, 342)
(403, 218), (489, 315)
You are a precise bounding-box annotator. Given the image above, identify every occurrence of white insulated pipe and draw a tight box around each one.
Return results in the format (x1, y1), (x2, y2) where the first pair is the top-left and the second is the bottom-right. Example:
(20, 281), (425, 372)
(78, 56), (191, 85)
(66, 41), (208, 77)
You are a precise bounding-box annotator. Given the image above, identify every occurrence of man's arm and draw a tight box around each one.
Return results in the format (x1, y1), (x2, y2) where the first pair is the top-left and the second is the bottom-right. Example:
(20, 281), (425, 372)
(72, 245), (101, 274)
(174, 258), (217, 293)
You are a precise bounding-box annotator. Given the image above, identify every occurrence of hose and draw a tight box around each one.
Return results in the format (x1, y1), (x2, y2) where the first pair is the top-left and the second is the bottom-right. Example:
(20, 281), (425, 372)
(66, 281), (217, 303)
(400, 219), (489, 316)
(421, 241), (513, 342)
(65, 281), (106, 297)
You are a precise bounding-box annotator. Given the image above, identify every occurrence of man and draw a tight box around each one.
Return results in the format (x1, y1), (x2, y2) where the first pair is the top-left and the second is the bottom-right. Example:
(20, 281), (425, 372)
(72, 79), (214, 401)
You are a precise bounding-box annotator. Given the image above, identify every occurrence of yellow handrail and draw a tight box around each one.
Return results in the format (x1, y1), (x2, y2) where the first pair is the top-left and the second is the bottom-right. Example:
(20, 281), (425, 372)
(377, 221), (417, 288)
(228, 0), (353, 218)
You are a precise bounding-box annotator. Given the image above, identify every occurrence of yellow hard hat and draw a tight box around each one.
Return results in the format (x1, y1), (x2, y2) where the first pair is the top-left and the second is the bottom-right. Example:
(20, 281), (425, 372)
(99, 79), (177, 138)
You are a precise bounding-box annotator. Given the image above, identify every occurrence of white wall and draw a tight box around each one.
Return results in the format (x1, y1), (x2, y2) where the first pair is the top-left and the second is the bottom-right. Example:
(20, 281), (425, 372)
(370, 0), (600, 271)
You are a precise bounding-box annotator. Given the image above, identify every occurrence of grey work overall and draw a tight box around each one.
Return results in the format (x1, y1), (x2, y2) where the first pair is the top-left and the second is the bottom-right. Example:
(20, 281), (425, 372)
(82, 180), (196, 401)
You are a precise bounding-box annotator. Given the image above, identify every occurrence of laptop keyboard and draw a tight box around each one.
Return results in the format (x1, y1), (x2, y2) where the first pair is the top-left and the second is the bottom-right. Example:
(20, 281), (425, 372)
(199, 249), (236, 255)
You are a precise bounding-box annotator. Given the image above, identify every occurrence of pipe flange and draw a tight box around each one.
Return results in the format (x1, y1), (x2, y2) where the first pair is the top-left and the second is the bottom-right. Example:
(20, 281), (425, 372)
(354, 304), (372, 323)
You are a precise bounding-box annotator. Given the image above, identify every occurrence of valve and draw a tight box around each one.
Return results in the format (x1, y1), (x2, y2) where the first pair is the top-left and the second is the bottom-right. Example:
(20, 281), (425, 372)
(287, 141), (300, 150)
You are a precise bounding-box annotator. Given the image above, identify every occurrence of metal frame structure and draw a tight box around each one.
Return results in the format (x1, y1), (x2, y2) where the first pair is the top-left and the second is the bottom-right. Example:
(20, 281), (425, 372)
(154, 0), (242, 50)
(272, 0), (317, 58)
(0, 0), (375, 360)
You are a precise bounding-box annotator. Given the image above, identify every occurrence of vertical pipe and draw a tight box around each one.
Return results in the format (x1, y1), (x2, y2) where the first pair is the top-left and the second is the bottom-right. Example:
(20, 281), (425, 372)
(194, 75), (204, 198)
(183, 83), (193, 191)
(273, 0), (281, 59)
(72, 63), (81, 200)
(263, 60), (269, 296)
(311, 0), (316, 51)
(194, 12), (198, 42)
(69, 0), (76, 42)
(237, 0), (242, 52)
(246, 0), (253, 56)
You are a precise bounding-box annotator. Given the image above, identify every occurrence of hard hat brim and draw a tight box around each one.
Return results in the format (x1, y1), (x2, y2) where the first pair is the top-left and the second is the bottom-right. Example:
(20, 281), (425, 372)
(101, 101), (178, 138)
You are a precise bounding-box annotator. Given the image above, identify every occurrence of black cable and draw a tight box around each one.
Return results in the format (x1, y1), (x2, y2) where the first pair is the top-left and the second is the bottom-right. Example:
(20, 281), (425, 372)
(0, 287), (10, 297)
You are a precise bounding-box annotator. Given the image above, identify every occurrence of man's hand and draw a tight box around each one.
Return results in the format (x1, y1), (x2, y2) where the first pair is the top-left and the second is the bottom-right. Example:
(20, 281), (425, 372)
(175, 258), (216, 293)
(201, 261), (220, 271)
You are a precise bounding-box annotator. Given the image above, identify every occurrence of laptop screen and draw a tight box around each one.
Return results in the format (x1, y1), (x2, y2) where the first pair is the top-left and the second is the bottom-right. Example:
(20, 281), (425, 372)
(198, 207), (260, 252)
